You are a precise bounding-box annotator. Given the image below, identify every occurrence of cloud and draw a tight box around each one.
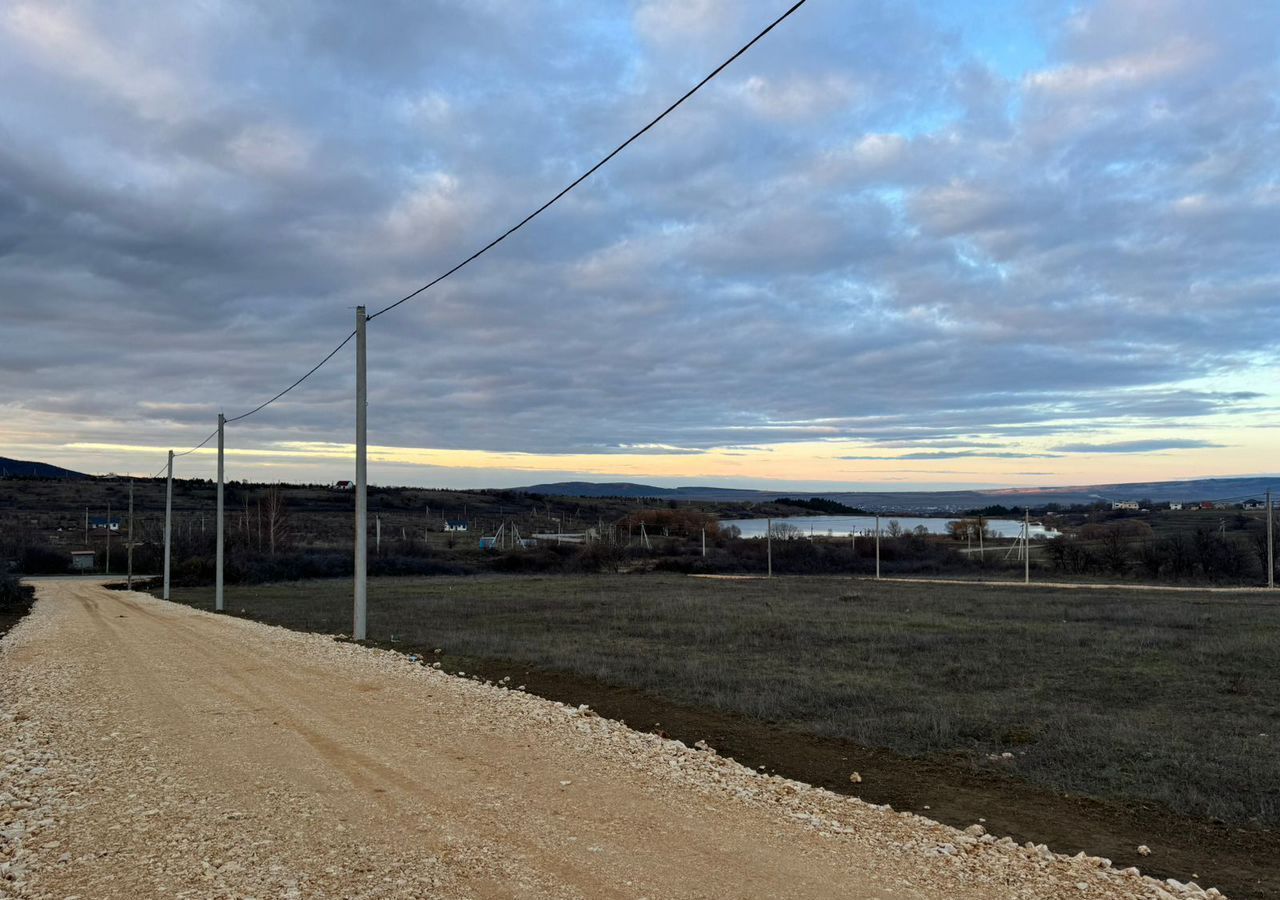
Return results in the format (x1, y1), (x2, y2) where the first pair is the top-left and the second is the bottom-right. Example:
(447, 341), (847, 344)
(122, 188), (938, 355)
(1050, 439), (1226, 454)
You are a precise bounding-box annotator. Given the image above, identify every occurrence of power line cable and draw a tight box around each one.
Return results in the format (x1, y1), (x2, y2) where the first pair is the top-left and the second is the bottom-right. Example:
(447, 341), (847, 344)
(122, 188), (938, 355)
(174, 428), (220, 458)
(366, 0), (809, 321)
(225, 329), (357, 424)
(149, 428), (220, 478)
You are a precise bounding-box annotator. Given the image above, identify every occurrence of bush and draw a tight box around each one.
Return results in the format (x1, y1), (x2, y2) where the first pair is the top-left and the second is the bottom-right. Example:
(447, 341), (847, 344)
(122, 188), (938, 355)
(18, 544), (71, 575)
(0, 573), (31, 610)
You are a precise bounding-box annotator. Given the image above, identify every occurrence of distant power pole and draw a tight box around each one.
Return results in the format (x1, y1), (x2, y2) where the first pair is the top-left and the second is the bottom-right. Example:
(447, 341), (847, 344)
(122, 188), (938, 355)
(127, 480), (134, 590)
(701, 527), (706, 557)
(1268, 489), (1274, 590)
(766, 517), (772, 577)
(163, 450), (174, 600)
(105, 499), (111, 575)
(216, 413), (225, 613)
(353, 305), (368, 641)
(1024, 507), (1030, 584)
(84, 507), (89, 548)
(875, 514), (881, 580)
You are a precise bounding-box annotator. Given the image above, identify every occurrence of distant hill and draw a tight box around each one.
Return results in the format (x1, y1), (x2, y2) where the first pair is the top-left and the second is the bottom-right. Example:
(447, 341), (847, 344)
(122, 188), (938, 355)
(0, 457), (89, 480)
(520, 481), (767, 500)
(518, 476), (1277, 513)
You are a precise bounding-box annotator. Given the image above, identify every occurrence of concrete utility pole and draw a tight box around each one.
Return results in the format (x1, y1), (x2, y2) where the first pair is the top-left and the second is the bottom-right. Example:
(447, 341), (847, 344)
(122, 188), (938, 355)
(353, 306), (368, 641)
(127, 480), (134, 590)
(701, 527), (706, 557)
(163, 450), (174, 600)
(875, 514), (881, 580)
(84, 507), (88, 548)
(216, 413), (225, 613)
(766, 517), (773, 577)
(1024, 507), (1030, 584)
(376, 515), (381, 556)
(1268, 489), (1274, 590)
(105, 500), (111, 575)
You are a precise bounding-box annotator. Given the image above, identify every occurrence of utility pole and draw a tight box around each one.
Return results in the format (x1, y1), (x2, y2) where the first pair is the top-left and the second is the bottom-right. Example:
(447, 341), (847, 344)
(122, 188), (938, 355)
(84, 507), (89, 548)
(766, 517), (772, 577)
(127, 480), (134, 590)
(701, 527), (706, 557)
(353, 306), (368, 641)
(215, 413), (225, 613)
(1024, 507), (1030, 584)
(163, 450), (173, 601)
(105, 499), (111, 575)
(1267, 489), (1274, 590)
(376, 515), (382, 556)
(875, 514), (881, 580)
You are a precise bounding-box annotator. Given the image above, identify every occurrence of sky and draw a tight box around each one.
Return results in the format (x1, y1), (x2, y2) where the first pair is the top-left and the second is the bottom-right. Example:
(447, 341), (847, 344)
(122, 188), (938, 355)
(1, 0), (1277, 490)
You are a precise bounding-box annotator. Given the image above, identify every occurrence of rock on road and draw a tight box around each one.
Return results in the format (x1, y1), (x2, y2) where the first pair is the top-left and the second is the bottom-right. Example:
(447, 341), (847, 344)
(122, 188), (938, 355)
(1, 581), (1223, 899)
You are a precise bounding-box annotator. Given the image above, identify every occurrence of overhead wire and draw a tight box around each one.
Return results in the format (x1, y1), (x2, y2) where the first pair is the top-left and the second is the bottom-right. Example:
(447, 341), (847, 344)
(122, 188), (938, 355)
(366, 0), (809, 321)
(224, 329), (357, 424)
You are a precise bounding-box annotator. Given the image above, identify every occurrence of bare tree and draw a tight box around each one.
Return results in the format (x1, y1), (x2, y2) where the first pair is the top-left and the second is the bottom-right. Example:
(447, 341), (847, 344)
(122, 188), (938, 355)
(768, 521), (803, 541)
(263, 487), (290, 557)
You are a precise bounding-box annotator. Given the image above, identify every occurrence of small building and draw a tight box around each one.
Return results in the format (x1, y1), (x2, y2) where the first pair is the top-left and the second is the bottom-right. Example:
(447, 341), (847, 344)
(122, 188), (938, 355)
(1168, 502), (1183, 511)
(90, 517), (121, 531)
(444, 519), (468, 532)
(70, 550), (96, 572)
(1111, 501), (1139, 511)
(1243, 500), (1265, 510)
(334, 480), (353, 490)
(1200, 501), (1214, 510)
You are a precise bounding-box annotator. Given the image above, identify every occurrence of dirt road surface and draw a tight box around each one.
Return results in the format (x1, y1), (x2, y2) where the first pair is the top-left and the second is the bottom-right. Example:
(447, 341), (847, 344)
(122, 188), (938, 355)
(1, 581), (1224, 899)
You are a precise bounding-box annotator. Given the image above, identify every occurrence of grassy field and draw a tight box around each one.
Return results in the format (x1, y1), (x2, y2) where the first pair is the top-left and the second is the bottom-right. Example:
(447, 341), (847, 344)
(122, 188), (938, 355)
(171, 573), (1280, 828)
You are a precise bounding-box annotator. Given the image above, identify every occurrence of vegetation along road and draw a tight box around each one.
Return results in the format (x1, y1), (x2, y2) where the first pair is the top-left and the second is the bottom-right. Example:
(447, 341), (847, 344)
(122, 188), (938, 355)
(0, 580), (1232, 899)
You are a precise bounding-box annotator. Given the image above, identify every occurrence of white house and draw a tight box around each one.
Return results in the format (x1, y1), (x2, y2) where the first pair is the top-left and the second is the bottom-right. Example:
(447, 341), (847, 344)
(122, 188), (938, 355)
(1168, 502), (1183, 511)
(1111, 501), (1139, 511)
(444, 520), (469, 532)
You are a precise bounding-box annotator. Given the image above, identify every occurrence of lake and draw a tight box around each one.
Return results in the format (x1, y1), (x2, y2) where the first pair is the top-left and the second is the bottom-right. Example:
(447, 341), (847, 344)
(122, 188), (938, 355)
(720, 515), (1058, 539)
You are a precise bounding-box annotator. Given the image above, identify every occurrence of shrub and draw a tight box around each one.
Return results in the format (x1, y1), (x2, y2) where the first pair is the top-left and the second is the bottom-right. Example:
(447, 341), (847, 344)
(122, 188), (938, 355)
(0, 573), (31, 610)
(18, 544), (71, 575)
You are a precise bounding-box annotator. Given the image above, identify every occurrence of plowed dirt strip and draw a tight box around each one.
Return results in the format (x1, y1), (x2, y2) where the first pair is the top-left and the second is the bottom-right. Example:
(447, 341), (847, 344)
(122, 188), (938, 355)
(1, 580), (1223, 899)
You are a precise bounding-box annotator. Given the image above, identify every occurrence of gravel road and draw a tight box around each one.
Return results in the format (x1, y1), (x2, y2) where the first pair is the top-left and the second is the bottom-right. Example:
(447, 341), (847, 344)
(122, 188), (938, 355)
(1, 580), (1227, 899)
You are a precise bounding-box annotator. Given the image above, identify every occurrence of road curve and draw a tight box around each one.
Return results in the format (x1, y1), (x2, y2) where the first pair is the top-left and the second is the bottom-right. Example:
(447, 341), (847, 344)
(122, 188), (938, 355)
(1, 580), (1220, 899)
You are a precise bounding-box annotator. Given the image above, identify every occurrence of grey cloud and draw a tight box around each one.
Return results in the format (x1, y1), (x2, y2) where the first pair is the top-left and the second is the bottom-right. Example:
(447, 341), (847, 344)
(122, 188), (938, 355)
(0, 0), (1276, 478)
(1050, 439), (1227, 454)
